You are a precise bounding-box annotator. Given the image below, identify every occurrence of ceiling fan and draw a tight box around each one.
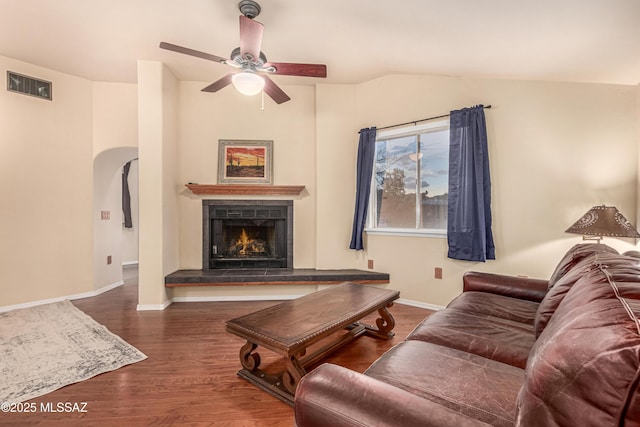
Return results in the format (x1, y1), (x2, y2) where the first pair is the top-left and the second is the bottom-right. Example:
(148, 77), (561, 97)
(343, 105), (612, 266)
(159, 0), (327, 104)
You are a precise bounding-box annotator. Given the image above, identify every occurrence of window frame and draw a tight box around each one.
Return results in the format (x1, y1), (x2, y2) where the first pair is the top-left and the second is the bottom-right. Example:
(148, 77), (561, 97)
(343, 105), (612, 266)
(365, 119), (449, 238)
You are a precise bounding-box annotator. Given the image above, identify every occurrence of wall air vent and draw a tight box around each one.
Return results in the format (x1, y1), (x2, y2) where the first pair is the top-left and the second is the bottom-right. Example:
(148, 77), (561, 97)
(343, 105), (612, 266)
(7, 71), (52, 100)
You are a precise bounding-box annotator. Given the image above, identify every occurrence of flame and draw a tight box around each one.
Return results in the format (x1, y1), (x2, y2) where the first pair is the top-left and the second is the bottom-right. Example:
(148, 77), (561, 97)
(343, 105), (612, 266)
(236, 228), (251, 255)
(229, 228), (267, 257)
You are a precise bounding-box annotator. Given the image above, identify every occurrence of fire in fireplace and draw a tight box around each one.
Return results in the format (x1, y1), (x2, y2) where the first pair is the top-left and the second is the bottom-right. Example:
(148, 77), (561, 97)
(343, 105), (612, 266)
(225, 227), (271, 257)
(219, 223), (276, 260)
(203, 200), (293, 269)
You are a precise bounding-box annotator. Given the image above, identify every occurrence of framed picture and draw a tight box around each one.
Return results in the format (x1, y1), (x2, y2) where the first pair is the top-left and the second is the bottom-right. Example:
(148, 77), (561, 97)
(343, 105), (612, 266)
(217, 139), (273, 184)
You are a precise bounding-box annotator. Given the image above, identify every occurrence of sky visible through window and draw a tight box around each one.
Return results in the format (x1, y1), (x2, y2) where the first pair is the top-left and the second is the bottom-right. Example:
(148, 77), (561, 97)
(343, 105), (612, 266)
(373, 125), (449, 230)
(420, 129), (449, 197)
(376, 129), (449, 197)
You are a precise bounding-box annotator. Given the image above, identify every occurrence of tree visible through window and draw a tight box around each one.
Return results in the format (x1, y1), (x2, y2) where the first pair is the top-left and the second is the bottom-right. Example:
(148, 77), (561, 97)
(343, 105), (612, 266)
(369, 121), (449, 234)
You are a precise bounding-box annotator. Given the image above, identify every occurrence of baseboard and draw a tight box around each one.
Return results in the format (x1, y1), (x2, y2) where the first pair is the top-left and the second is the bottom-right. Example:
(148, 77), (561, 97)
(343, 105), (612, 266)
(0, 280), (125, 313)
(396, 298), (444, 311)
(86, 280), (125, 299)
(0, 284), (444, 314)
(136, 299), (173, 311)
(167, 295), (443, 311)
(171, 293), (309, 303)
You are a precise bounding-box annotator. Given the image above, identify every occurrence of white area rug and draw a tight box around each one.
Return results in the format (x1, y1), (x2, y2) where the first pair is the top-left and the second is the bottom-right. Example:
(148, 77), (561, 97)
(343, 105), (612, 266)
(0, 300), (147, 403)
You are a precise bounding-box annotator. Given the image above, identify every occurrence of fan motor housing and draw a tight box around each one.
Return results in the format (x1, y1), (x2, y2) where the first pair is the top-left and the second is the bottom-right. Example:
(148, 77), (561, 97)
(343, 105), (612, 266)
(230, 47), (267, 65)
(239, 0), (260, 19)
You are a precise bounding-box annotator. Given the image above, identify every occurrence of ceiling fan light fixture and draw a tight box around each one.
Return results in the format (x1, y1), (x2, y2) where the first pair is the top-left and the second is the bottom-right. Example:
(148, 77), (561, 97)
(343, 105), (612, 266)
(158, 0), (326, 104)
(231, 71), (265, 96)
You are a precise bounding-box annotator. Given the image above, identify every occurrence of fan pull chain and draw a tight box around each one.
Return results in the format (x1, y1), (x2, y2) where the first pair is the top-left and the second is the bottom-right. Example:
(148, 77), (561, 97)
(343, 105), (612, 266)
(261, 91), (265, 111)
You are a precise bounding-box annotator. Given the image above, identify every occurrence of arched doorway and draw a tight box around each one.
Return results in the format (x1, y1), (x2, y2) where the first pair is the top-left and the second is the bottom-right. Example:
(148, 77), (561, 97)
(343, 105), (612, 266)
(93, 147), (138, 292)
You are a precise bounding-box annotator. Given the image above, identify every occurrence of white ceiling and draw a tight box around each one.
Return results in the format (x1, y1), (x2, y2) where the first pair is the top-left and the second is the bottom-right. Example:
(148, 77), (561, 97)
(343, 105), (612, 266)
(1, 0), (639, 87)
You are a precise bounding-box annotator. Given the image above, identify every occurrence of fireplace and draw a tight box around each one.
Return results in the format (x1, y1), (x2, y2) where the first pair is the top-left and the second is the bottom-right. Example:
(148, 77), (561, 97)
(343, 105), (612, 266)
(202, 200), (293, 269)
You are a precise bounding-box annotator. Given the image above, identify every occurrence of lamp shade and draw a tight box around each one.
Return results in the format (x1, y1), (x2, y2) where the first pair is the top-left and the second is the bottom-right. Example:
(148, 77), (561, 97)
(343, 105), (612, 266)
(565, 205), (640, 239)
(231, 72), (265, 96)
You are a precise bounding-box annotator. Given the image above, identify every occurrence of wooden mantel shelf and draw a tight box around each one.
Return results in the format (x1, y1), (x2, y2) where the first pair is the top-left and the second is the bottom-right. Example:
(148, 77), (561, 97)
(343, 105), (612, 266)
(186, 184), (306, 196)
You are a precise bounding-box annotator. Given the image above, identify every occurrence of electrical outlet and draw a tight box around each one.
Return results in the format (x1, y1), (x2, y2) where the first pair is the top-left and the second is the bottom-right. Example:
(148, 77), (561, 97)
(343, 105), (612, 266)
(101, 210), (110, 220)
(435, 267), (443, 279)
(368, 259), (374, 269)
(107, 255), (112, 265)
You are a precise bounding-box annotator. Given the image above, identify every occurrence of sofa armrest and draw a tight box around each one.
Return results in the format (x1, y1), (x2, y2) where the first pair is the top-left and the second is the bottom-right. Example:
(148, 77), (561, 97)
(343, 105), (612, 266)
(295, 364), (492, 427)
(463, 271), (548, 302)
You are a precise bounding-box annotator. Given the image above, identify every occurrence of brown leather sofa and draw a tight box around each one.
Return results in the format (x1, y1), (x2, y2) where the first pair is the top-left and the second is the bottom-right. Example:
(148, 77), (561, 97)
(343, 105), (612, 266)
(294, 244), (640, 426)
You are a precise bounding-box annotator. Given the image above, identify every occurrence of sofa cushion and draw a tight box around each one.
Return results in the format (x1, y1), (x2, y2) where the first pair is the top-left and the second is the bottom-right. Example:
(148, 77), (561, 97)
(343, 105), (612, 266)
(447, 291), (539, 325)
(406, 309), (535, 368)
(534, 252), (640, 337)
(365, 340), (524, 427)
(462, 272), (549, 302)
(295, 363), (496, 427)
(517, 262), (640, 426)
(546, 243), (617, 289)
(533, 252), (598, 337)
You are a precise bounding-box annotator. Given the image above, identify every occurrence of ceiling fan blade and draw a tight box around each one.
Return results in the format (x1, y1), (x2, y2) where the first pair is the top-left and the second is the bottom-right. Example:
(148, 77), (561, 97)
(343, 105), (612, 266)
(265, 62), (327, 78)
(239, 15), (264, 61)
(263, 75), (290, 104)
(201, 74), (234, 92)
(159, 42), (227, 63)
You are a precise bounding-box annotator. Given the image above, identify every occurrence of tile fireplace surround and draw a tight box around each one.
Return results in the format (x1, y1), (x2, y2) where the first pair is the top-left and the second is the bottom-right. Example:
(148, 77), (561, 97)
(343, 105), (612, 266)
(202, 200), (293, 270)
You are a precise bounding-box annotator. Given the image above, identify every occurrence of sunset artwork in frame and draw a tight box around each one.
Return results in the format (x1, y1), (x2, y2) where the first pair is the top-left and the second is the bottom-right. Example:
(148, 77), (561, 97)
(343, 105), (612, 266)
(217, 140), (273, 184)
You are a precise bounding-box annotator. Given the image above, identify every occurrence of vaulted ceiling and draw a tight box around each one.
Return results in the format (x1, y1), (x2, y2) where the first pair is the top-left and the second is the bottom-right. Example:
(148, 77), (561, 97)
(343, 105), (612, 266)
(1, 0), (639, 86)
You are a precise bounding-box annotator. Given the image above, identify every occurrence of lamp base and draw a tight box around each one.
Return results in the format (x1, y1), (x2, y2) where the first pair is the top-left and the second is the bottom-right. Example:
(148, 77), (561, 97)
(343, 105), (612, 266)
(581, 235), (603, 244)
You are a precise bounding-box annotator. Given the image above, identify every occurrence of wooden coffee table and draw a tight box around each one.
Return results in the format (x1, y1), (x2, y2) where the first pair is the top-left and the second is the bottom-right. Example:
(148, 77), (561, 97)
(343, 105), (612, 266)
(225, 282), (400, 405)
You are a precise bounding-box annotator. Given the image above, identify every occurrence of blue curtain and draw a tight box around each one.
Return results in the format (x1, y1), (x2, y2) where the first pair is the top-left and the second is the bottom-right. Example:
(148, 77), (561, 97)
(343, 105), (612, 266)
(349, 127), (377, 250)
(447, 105), (495, 261)
(122, 160), (133, 228)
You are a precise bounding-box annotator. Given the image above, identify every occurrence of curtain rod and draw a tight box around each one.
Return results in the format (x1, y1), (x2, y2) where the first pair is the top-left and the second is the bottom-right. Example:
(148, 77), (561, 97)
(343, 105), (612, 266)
(360, 105), (492, 133)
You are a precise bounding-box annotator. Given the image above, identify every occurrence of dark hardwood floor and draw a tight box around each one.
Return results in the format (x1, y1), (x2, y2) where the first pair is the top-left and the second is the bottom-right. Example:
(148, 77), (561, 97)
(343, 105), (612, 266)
(4, 267), (432, 426)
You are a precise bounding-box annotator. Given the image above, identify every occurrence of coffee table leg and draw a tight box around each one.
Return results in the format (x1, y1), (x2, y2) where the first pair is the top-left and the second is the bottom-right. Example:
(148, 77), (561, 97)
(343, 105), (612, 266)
(239, 341), (261, 371)
(282, 355), (306, 394)
(363, 303), (396, 339)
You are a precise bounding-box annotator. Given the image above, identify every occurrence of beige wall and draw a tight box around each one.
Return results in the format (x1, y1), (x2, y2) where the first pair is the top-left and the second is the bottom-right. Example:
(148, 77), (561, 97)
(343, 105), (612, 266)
(315, 84), (364, 269)
(1, 51), (638, 310)
(0, 56), (94, 307)
(162, 67), (180, 281)
(637, 84), (640, 231)
(92, 82), (139, 290)
(172, 83), (317, 300)
(137, 61), (179, 308)
(93, 82), (138, 156)
(174, 75), (637, 306)
(316, 75), (639, 306)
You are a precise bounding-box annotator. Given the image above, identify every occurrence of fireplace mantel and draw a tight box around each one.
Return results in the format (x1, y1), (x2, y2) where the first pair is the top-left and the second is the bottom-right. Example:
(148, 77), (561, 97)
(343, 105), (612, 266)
(186, 184), (305, 196)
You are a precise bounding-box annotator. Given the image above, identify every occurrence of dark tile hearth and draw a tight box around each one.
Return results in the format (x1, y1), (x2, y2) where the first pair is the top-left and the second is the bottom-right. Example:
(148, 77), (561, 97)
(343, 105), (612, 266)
(165, 269), (390, 287)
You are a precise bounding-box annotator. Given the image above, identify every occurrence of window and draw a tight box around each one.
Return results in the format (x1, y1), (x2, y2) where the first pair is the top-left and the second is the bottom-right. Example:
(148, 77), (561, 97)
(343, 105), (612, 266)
(367, 120), (449, 237)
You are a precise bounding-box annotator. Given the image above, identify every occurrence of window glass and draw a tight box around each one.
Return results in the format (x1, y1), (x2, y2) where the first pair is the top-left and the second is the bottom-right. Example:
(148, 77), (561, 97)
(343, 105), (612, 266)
(419, 128), (449, 230)
(374, 136), (417, 228)
(369, 121), (449, 234)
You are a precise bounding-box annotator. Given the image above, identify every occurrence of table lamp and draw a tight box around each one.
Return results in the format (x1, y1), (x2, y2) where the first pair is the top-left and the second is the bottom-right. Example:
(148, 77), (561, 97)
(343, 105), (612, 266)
(566, 205), (640, 243)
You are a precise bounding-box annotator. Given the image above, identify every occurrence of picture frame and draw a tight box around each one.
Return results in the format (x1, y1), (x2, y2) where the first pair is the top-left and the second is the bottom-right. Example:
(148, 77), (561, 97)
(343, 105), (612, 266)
(217, 139), (273, 184)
